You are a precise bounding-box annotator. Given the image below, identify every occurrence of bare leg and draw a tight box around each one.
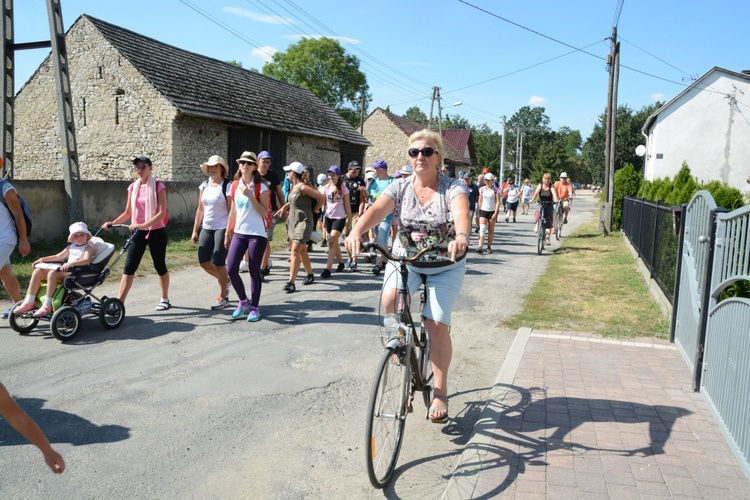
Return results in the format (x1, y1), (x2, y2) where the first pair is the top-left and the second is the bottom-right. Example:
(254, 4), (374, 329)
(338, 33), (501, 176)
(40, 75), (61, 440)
(427, 319), (452, 419)
(0, 263), (22, 302)
(158, 272), (170, 300)
(215, 265), (228, 298)
(300, 246), (313, 275)
(289, 242), (304, 282)
(118, 274), (134, 302)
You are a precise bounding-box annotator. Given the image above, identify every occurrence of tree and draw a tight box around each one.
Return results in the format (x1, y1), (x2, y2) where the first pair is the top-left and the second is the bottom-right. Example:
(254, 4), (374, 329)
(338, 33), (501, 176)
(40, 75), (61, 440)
(582, 102), (661, 185)
(262, 37), (370, 127)
(505, 106), (553, 181)
(403, 106), (428, 126)
(226, 60), (243, 68)
(472, 123), (502, 171)
(442, 114), (470, 130)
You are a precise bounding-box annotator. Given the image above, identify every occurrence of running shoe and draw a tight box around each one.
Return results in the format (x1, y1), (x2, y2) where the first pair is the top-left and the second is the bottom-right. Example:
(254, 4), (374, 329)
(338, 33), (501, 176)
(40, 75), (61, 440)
(211, 297), (229, 310)
(321, 269), (331, 279)
(336, 262), (345, 272)
(232, 300), (251, 319)
(239, 260), (249, 273)
(246, 306), (261, 322)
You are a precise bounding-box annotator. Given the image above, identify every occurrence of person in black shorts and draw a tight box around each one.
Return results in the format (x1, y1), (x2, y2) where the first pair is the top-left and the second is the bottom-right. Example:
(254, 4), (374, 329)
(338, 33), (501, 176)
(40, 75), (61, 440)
(342, 160), (367, 270)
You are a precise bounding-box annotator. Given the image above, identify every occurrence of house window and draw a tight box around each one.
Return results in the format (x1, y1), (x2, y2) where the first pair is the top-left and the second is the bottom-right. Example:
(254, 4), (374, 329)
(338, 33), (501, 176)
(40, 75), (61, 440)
(656, 153), (663, 159)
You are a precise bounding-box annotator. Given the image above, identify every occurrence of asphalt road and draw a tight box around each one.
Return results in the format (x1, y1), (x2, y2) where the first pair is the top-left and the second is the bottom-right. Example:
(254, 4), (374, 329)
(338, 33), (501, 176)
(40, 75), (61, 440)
(0, 192), (596, 499)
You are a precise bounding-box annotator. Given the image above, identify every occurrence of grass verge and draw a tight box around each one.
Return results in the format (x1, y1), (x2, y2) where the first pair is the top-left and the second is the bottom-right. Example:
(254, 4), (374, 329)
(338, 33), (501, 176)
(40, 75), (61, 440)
(1, 222), (291, 301)
(502, 218), (670, 339)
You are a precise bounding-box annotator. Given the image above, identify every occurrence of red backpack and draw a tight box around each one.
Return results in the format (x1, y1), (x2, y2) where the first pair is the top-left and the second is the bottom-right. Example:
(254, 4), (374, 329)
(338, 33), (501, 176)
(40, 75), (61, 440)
(231, 180), (273, 230)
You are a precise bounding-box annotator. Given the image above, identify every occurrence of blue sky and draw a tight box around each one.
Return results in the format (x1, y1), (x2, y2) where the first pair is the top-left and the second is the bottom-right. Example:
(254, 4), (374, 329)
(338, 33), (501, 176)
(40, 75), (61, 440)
(12, 0), (750, 139)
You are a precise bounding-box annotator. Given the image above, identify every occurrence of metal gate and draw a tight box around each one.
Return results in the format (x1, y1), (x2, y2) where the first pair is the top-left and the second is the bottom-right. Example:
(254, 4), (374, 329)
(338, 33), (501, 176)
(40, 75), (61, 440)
(700, 203), (750, 475)
(673, 191), (716, 375)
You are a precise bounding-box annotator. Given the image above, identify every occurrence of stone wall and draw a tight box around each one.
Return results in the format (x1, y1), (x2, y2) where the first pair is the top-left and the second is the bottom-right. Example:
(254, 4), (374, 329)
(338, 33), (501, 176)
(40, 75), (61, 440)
(286, 135), (343, 176)
(14, 18), (177, 181)
(15, 180), (199, 243)
(172, 116), (228, 183)
(362, 110), (411, 174)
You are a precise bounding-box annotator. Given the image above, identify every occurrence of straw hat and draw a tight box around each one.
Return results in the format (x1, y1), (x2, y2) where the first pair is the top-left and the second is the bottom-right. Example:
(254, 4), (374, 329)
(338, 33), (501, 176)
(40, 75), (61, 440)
(201, 155), (228, 177)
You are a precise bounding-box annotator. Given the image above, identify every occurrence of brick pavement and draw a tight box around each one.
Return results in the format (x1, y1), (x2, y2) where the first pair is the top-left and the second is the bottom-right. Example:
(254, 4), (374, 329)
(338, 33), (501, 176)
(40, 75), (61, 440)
(442, 328), (750, 499)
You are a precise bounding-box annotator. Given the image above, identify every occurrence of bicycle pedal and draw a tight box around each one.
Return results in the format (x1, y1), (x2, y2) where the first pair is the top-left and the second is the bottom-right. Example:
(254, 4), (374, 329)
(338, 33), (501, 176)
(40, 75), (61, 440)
(407, 402), (414, 413)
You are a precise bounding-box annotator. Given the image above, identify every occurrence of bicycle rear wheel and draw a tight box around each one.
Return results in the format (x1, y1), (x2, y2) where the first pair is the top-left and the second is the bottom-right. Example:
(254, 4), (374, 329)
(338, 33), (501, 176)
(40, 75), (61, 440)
(365, 346), (410, 489)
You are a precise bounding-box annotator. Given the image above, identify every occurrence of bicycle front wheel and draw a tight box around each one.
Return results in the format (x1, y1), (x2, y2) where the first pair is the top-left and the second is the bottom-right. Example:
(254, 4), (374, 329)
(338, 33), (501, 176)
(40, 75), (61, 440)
(365, 346), (410, 489)
(537, 228), (544, 255)
(555, 209), (563, 240)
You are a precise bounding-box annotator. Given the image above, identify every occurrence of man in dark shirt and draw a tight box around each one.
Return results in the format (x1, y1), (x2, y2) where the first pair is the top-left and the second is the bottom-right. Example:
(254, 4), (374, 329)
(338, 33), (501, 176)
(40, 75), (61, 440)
(463, 172), (479, 232)
(342, 160), (367, 237)
(258, 151), (284, 275)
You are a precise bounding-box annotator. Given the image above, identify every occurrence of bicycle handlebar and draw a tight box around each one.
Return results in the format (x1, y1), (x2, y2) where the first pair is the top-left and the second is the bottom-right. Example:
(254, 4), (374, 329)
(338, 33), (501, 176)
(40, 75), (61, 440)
(362, 241), (449, 263)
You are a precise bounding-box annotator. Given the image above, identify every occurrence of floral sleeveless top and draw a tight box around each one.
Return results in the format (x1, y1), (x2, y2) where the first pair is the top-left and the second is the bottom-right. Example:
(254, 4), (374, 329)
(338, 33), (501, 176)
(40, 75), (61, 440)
(383, 174), (468, 265)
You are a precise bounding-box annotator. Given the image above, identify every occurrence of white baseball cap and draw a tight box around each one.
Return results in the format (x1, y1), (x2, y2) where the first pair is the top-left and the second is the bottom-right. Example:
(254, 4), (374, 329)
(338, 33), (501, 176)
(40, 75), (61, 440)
(283, 161), (305, 175)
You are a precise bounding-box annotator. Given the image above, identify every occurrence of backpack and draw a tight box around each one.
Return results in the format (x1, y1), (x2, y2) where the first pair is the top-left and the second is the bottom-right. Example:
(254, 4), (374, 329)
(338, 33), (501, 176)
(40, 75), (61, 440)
(0, 180), (32, 237)
(231, 180), (273, 230)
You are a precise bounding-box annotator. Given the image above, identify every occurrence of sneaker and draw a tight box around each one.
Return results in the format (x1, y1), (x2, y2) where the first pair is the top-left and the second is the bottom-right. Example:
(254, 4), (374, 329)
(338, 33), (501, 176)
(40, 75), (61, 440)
(303, 274), (315, 285)
(283, 282), (296, 293)
(232, 300), (251, 319)
(336, 262), (345, 272)
(372, 265), (381, 276)
(246, 306), (261, 322)
(505, 215), (509, 222)
(486, 247), (493, 254)
(261, 266), (271, 276)
(321, 269), (331, 279)
(239, 260), (249, 273)
(211, 297), (229, 310)
(320, 239), (328, 247)
(477, 247), (484, 255)
(513, 217), (517, 223)
(350, 261), (358, 272)
(2, 305), (15, 319)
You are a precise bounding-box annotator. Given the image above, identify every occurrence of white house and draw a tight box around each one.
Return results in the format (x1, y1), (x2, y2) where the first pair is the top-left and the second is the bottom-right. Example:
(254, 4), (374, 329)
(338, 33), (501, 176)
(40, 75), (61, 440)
(642, 67), (750, 194)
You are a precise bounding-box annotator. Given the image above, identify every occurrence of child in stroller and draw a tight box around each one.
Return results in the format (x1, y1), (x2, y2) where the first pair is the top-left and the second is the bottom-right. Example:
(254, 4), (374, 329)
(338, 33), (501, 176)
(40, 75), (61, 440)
(13, 222), (96, 317)
(10, 223), (129, 341)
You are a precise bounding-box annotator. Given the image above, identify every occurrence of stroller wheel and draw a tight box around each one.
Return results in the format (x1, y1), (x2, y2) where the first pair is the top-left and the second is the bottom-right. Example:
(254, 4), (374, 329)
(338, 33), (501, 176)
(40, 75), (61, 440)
(99, 298), (125, 330)
(8, 301), (39, 334)
(50, 306), (81, 341)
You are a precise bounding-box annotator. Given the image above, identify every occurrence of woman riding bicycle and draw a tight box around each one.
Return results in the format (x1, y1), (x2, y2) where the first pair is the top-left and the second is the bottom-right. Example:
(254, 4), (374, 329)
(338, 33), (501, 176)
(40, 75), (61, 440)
(345, 129), (470, 423)
(530, 172), (559, 246)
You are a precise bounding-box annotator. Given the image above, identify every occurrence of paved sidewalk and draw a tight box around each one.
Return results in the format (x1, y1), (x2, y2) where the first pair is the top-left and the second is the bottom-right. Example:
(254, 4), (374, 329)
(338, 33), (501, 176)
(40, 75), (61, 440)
(442, 328), (750, 499)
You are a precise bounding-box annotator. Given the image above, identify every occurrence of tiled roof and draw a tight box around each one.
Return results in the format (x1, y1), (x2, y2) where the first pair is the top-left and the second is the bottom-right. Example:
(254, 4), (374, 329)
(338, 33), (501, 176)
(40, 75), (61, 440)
(442, 129), (471, 156)
(373, 108), (468, 165)
(82, 15), (370, 147)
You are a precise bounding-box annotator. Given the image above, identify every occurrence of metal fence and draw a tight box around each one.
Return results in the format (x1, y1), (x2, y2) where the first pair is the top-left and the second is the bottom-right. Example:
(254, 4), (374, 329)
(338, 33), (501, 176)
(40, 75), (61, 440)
(622, 197), (682, 303)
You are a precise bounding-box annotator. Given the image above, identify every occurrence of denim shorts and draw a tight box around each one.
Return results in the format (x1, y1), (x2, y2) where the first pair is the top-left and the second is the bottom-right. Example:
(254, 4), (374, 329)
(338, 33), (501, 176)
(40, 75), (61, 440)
(0, 242), (14, 267)
(381, 258), (466, 326)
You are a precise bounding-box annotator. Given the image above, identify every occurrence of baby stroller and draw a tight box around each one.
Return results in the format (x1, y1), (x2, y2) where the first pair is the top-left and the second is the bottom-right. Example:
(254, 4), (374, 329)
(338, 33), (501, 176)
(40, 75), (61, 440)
(10, 225), (137, 341)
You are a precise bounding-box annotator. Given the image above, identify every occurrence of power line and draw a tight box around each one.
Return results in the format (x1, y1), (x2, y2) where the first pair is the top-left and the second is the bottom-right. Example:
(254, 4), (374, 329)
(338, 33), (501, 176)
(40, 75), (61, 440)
(178, 0), (276, 59)
(618, 35), (690, 77)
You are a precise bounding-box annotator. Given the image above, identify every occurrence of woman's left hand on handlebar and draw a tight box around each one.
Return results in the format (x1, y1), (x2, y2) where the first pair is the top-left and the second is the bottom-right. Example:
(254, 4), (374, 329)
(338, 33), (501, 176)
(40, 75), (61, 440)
(448, 237), (468, 262)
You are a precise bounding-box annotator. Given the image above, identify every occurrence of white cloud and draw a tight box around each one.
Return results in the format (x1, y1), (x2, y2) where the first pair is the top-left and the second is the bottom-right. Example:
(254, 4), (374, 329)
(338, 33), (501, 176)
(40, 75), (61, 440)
(223, 7), (294, 25)
(651, 92), (665, 102)
(283, 34), (360, 44)
(252, 46), (277, 63)
(529, 96), (547, 106)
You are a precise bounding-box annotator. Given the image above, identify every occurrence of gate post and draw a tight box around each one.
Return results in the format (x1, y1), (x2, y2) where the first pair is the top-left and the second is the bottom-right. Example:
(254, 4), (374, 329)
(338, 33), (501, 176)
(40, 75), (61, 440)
(693, 207), (728, 391)
(669, 204), (685, 343)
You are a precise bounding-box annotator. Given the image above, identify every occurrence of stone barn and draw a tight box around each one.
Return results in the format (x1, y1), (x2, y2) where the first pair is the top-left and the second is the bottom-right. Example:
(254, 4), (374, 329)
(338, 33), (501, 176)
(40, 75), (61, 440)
(12, 14), (369, 239)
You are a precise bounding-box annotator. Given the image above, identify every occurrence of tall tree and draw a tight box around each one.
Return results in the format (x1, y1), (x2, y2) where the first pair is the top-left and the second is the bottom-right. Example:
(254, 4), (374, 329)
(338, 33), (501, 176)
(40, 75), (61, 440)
(582, 102), (661, 185)
(262, 37), (370, 127)
(403, 106), (428, 126)
(472, 123), (502, 170)
(442, 114), (470, 129)
(505, 106), (553, 181)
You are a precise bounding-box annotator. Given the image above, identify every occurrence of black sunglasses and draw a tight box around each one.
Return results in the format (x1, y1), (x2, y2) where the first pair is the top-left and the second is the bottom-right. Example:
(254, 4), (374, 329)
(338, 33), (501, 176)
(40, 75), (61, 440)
(407, 147), (435, 158)
(238, 160), (256, 165)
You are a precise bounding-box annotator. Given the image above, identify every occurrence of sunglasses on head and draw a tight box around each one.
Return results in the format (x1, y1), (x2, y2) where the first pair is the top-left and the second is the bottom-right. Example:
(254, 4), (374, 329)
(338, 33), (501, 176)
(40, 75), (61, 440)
(407, 147), (435, 158)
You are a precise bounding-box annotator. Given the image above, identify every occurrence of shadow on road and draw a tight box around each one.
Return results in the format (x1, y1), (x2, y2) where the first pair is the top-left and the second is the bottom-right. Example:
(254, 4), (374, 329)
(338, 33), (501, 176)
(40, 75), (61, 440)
(0, 397), (130, 446)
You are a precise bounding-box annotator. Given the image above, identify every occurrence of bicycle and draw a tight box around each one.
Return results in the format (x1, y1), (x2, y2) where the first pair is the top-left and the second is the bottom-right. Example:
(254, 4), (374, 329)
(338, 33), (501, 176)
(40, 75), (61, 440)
(536, 201), (553, 255)
(362, 241), (445, 489)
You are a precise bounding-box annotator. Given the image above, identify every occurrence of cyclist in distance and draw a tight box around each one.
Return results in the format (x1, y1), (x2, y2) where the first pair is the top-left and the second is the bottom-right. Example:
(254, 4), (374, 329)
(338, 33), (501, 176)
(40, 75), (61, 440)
(530, 172), (559, 246)
(553, 172), (574, 224)
(345, 129), (470, 423)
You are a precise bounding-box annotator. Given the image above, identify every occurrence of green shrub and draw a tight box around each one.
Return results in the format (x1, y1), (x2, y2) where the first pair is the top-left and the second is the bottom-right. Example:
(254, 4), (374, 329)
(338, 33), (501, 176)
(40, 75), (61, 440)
(613, 163), (641, 229)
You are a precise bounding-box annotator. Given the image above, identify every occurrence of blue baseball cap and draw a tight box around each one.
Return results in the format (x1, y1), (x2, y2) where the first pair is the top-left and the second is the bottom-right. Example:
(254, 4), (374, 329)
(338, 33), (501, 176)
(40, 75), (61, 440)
(327, 165), (341, 175)
(371, 159), (388, 169)
(258, 151), (272, 159)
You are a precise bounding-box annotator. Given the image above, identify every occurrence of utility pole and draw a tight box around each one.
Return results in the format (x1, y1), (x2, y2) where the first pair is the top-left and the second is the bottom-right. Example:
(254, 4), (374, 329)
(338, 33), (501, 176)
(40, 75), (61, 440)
(499, 116), (506, 181)
(516, 125), (524, 184)
(602, 27), (620, 235)
(428, 86), (438, 130)
(1, 0), (83, 222)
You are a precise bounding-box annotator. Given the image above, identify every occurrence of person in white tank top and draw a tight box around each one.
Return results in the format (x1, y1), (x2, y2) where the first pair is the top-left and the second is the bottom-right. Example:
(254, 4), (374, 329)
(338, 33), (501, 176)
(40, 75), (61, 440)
(12, 222), (95, 318)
